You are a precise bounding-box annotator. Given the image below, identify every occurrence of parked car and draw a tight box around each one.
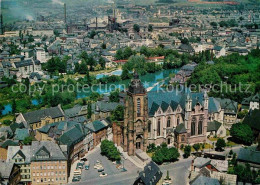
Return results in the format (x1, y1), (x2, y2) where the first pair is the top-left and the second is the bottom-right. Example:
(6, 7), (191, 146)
(74, 170), (82, 176)
(94, 164), (103, 169)
(81, 157), (88, 161)
(85, 161), (90, 170)
(76, 162), (84, 169)
(99, 172), (107, 177)
(72, 176), (81, 182)
(97, 168), (104, 172)
(72, 178), (80, 182)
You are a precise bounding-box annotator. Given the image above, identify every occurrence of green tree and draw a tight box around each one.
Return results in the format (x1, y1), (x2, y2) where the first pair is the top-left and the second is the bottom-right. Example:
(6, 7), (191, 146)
(89, 92), (101, 102)
(115, 49), (123, 60)
(140, 46), (151, 57)
(80, 51), (88, 61)
(237, 110), (248, 119)
(24, 77), (30, 95)
(0, 103), (4, 117)
(184, 145), (191, 158)
(45, 57), (67, 73)
(152, 145), (180, 165)
(216, 138), (226, 151)
(230, 123), (254, 145)
(121, 68), (132, 80)
(101, 43), (106, 49)
(87, 56), (96, 71)
(180, 38), (189, 44)
(99, 57), (106, 69)
(193, 144), (200, 152)
(147, 143), (157, 153)
(82, 99), (87, 106)
(23, 136), (34, 145)
(75, 60), (89, 74)
(101, 140), (121, 161)
(210, 22), (218, 27)
(148, 24), (153, 32)
(152, 149), (164, 164)
(111, 105), (124, 122)
(3, 120), (12, 126)
(87, 102), (92, 119)
(12, 99), (17, 114)
(109, 89), (120, 102)
(89, 30), (96, 39)
(133, 24), (140, 32)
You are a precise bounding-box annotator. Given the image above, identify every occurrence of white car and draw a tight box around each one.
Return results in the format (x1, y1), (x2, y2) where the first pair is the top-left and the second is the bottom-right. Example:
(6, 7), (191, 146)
(94, 164), (103, 169)
(99, 172), (107, 177)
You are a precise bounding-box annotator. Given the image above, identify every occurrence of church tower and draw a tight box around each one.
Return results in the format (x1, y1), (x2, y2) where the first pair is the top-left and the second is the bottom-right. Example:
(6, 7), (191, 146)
(123, 72), (148, 156)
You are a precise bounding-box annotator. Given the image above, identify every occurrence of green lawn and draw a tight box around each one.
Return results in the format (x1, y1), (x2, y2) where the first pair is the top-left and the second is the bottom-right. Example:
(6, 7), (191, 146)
(208, 137), (224, 142)
(0, 115), (14, 125)
(226, 141), (238, 147)
(226, 130), (230, 136)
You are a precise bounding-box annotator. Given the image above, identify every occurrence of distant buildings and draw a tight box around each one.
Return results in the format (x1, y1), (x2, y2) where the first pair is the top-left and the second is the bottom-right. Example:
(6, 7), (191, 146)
(215, 98), (238, 129)
(35, 47), (47, 63)
(190, 157), (237, 185)
(85, 120), (109, 147)
(16, 105), (65, 129)
(237, 147), (260, 170)
(241, 93), (259, 111)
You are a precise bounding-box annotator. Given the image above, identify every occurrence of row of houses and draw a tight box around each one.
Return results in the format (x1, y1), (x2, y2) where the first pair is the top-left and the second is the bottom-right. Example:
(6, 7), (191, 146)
(0, 99), (120, 184)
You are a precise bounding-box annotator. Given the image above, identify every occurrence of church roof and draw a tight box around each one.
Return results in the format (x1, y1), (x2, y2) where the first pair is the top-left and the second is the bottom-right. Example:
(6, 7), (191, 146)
(147, 89), (206, 116)
(175, 123), (186, 134)
(207, 121), (222, 132)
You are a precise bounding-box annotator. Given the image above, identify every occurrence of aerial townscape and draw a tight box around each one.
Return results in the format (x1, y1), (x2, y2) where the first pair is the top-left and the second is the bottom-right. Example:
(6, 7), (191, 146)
(0, 0), (260, 184)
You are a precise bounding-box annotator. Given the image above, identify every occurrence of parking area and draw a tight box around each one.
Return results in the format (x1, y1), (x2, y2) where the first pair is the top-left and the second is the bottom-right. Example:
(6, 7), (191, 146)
(69, 145), (140, 184)
(80, 146), (138, 182)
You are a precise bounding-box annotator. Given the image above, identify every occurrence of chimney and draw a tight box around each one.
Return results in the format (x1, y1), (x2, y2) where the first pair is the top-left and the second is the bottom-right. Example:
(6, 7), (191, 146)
(64, 3), (67, 24)
(96, 17), (98, 30)
(20, 144), (23, 149)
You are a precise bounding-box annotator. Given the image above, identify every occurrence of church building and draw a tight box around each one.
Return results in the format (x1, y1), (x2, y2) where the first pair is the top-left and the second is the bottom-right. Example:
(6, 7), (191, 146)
(113, 73), (220, 156)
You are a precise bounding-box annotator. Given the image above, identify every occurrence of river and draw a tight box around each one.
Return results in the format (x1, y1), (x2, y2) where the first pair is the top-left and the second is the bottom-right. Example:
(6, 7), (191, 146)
(1, 68), (179, 115)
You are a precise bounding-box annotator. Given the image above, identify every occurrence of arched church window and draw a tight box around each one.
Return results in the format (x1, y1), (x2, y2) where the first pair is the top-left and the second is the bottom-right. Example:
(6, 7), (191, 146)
(177, 116), (180, 126)
(198, 116), (203, 135)
(191, 117), (196, 136)
(167, 117), (171, 127)
(157, 119), (161, 136)
(181, 135), (185, 142)
(137, 98), (141, 116)
(148, 121), (151, 133)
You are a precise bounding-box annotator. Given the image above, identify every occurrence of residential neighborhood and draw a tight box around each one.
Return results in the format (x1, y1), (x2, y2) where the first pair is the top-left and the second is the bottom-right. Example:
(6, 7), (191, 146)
(0, 0), (259, 184)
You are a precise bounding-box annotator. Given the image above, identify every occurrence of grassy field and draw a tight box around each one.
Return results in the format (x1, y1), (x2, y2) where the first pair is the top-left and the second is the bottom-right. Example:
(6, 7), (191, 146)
(0, 114), (14, 124)
(208, 137), (224, 142)
(226, 141), (238, 147)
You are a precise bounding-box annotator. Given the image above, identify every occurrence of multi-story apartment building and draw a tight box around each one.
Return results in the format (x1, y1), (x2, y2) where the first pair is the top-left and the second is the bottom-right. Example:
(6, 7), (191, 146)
(35, 47), (46, 63)
(30, 141), (68, 185)
(7, 145), (32, 184)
